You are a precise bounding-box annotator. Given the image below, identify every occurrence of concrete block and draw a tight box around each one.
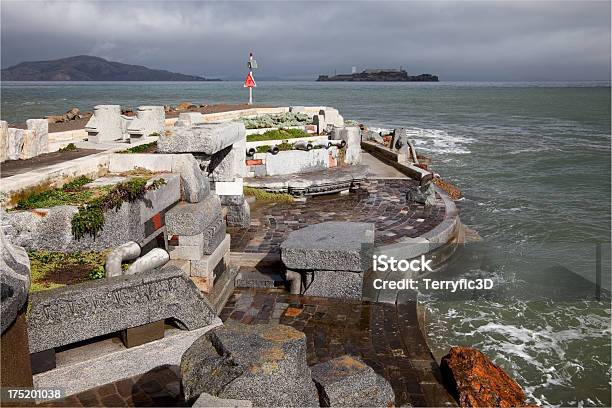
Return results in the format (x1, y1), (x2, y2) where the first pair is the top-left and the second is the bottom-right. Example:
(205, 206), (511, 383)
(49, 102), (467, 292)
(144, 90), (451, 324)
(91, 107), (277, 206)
(165, 195), (222, 236)
(340, 126), (362, 165)
(303, 269), (363, 300)
(280, 221), (375, 272)
(158, 122), (246, 155)
(23, 119), (49, 158)
(169, 243), (204, 260)
(85, 105), (123, 143)
(265, 149), (327, 176)
(7, 128), (24, 160)
(126, 106), (165, 137)
(0, 121), (8, 162)
(27, 266), (219, 353)
(190, 234), (230, 278)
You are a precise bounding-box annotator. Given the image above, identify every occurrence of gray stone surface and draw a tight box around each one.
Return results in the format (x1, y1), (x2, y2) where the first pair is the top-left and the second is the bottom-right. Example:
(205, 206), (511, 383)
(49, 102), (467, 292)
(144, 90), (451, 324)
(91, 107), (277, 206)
(181, 322), (319, 407)
(208, 144), (245, 182)
(22, 119), (49, 159)
(0, 225), (30, 334)
(340, 126), (361, 165)
(193, 393), (252, 407)
(33, 325), (221, 400)
(4, 175), (179, 252)
(27, 265), (219, 353)
(175, 112), (205, 127)
(126, 106), (165, 137)
(7, 127), (24, 160)
(281, 221), (375, 272)
(407, 182), (436, 207)
(221, 195), (251, 228)
(157, 122), (245, 155)
(0, 120), (8, 162)
(171, 154), (211, 203)
(165, 195), (222, 236)
(202, 219), (227, 255)
(85, 105), (124, 143)
(302, 269), (363, 300)
(310, 355), (395, 407)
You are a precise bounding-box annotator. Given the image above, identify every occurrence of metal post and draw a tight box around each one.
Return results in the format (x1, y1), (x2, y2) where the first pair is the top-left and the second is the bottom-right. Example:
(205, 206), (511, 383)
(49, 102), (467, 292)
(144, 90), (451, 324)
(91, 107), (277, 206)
(249, 86), (253, 105)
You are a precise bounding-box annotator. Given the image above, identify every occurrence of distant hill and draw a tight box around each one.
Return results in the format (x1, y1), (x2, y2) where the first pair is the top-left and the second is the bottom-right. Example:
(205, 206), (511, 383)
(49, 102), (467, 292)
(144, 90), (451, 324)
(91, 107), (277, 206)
(1, 55), (219, 81)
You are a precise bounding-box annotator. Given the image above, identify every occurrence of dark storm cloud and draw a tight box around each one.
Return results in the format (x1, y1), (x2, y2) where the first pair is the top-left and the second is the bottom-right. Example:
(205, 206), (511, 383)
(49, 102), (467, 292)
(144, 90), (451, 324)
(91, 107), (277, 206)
(1, 1), (610, 80)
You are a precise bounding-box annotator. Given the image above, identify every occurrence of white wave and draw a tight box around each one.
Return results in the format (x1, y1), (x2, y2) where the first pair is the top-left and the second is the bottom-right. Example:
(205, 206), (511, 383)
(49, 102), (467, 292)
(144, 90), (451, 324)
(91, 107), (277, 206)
(365, 125), (473, 155)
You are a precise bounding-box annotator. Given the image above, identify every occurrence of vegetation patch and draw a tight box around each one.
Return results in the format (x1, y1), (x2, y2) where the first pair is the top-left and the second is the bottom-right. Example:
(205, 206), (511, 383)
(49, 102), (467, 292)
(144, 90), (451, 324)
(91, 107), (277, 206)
(15, 176), (95, 210)
(71, 177), (166, 239)
(244, 186), (293, 203)
(246, 128), (309, 142)
(28, 250), (109, 293)
(13, 175), (166, 240)
(59, 143), (77, 152)
(241, 112), (312, 129)
(120, 141), (157, 154)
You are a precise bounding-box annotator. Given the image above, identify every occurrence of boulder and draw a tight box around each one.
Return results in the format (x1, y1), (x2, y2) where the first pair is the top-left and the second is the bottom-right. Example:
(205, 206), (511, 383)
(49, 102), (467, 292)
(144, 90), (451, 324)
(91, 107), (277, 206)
(440, 347), (528, 408)
(310, 355), (395, 407)
(63, 107), (80, 121)
(181, 322), (319, 407)
(0, 225), (31, 334)
(407, 182), (436, 207)
(157, 122), (246, 155)
(177, 101), (197, 111)
(280, 221), (375, 272)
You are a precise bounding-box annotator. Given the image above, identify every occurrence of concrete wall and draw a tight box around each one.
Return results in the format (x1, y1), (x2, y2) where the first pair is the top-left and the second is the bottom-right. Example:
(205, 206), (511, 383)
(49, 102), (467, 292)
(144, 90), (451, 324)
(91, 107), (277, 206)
(246, 146), (340, 177)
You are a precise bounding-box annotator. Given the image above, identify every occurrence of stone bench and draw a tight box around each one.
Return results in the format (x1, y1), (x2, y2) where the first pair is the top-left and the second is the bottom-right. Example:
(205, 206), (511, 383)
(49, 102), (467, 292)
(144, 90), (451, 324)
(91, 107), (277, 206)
(280, 221), (374, 299)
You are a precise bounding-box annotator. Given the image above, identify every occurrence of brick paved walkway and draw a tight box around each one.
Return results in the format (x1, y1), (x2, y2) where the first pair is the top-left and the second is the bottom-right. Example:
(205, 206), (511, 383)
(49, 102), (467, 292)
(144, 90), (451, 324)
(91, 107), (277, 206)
(40, 288), (455, 407)
(229, 179), (445, 254)
(220, 288), (455, 407)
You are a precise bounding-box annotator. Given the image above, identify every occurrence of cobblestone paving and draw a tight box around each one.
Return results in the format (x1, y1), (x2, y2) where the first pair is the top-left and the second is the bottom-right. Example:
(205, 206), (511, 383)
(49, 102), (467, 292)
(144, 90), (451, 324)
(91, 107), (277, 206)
(40, 288), (455, 408)
(220, 288), (455, 407)
(229, 179), (445, 254)
(39, 365), (186, 407)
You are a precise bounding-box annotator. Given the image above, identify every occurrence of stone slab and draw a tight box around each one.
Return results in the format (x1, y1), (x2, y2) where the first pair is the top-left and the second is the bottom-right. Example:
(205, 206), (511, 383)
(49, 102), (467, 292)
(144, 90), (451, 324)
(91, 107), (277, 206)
(281, 221), (375, 272)
(0, 226), (31, 334)
(302, 269), (363, 300)
(27, 265), (220, 353)
(33, 325), (221, 400)
(235, 270), (283, 288)
(171, 154), (211, 203)
(310, 355), (395, 407)
(157, 122), (245, 155)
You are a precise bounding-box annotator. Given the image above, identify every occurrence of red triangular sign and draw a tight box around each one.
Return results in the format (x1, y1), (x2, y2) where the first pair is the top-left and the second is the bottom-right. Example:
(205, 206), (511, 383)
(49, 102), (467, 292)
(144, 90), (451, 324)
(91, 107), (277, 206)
(244, 72), (256, 88)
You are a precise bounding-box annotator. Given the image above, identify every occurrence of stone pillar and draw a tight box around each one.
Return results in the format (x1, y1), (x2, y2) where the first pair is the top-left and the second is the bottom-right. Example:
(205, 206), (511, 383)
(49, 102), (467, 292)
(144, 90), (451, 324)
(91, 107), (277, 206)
(0, 120), (8, 162)
(85, 105), (123, 143)
(340, 126), (362, 165)
(21, 119), (49, 159)
(7, 128), (24, 160)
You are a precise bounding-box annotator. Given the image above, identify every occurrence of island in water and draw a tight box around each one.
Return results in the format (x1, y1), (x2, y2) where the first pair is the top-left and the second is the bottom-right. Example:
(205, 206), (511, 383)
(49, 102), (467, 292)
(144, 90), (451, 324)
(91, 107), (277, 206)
(0, 55), (220, 81)
(317, 68), (438, 82)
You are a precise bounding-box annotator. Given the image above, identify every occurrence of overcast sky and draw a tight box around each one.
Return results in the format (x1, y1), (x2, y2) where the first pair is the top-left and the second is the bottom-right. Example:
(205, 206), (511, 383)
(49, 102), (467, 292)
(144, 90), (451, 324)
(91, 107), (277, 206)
(1, 1), (610, 81)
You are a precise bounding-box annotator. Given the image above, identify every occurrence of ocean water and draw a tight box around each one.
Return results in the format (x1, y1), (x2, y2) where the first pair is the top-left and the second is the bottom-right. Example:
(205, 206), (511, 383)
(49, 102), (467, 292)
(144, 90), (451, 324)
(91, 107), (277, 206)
(1, 81), (610, 406)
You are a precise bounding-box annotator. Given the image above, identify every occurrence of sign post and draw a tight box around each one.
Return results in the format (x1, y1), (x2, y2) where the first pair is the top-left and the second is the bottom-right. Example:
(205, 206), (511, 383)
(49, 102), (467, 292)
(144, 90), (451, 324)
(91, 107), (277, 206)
(244, 52), (257, 105)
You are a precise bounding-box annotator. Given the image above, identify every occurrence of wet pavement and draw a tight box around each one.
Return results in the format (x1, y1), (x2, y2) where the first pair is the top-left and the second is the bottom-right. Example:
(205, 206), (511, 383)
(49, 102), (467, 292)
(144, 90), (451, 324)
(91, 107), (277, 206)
(229, 179), (445, 254)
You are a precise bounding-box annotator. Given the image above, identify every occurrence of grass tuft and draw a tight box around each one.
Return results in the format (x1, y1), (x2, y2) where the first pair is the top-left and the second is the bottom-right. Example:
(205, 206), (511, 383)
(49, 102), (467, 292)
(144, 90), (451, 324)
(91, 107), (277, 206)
(244, 186), (293, 202)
